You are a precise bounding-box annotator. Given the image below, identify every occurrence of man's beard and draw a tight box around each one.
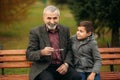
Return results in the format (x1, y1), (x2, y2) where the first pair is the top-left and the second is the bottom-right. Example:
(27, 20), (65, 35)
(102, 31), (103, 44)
(47, 23), (57, 30)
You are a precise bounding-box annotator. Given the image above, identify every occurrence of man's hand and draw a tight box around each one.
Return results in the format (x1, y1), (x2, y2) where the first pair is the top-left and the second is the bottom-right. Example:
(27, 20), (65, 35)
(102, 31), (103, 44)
(56, 63), (69, 75)
(40, 47), (54, 56)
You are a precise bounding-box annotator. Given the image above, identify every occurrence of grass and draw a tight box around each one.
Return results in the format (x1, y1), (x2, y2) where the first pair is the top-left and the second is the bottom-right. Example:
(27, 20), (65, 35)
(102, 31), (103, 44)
(0, 68), (29, 74)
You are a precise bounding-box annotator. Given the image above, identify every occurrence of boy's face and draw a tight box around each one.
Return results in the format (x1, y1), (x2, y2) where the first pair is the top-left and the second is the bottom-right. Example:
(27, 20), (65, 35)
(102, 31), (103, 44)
(76, 26), (91, 40)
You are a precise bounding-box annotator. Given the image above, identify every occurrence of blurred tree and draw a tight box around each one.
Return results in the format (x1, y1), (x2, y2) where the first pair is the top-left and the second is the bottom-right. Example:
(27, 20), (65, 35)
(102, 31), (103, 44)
(50, 0), (67, 9)
(0, 0), (35, 24)
(42, 0), (47, 6)
(68, 0), (120, 47)
(51, 0), (67, 5)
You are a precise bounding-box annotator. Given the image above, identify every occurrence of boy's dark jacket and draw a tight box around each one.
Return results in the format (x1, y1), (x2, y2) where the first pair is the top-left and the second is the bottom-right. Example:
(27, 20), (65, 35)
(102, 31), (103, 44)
(70, 34), (102, 73)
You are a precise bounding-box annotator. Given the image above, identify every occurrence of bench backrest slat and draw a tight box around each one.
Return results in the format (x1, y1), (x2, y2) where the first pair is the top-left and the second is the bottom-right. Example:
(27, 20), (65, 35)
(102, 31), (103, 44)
(0, 56), (26, 62)
(98, 48), (120, 53)
(0, 50), (26, 55)
(0, 62), (31, 68)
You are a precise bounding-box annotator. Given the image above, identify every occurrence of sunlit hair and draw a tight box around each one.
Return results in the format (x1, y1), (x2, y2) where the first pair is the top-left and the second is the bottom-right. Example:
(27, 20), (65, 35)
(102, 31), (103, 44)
(78, 21), (94, 33)
(43, 5), (60, 16)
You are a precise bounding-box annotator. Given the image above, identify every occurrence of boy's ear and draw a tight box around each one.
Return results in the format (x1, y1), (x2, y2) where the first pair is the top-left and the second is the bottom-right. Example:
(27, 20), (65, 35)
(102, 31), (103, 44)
(88, 32), (92, 36)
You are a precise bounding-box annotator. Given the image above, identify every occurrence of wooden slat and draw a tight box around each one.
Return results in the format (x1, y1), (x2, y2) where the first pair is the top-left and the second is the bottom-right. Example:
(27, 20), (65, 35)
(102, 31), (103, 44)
(99, 48), (120, 53)
(0, 74), (29, 80)
(102, 60), (120, 65)
(100, 72), (120, 80)
(0, 56), (26, 62)
(0, 62), (31, 68)
(101, 54), (120, 59)
(0, 48), (120, 55)
(0, 50), (26, 55)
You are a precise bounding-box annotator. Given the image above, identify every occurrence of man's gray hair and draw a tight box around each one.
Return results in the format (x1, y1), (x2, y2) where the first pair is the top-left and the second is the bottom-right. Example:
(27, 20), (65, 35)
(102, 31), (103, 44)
(43, 5), (60, 16)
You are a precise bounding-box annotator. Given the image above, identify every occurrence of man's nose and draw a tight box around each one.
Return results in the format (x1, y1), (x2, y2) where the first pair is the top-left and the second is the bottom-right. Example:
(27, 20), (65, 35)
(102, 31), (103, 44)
(50, 19), (55, 24)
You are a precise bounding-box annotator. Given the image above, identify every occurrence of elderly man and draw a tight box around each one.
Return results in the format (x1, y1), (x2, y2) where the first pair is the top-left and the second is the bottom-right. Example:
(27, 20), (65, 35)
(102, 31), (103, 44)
(26, 5), (81, 80)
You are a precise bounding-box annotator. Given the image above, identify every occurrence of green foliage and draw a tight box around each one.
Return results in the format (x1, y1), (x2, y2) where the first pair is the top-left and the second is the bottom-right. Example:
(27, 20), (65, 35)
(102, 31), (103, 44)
(0, 0), (35, 24)
(68, 0), (120, 47)
(68, 0), (97, 25)
(50, 0), (67, 5)
(68, 0), (120, 27)
(95, 0), (120, 27)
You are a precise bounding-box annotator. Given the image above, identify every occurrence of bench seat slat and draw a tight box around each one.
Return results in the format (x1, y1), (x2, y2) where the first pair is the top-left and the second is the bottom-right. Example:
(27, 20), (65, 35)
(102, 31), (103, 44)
(0, 56), (26, 62)
(100, 72), (120, 80)
(0, 74), (29, 80)
(0, 62), (31, 68)
(102, 60), (120, 65)
(0, 50), (26, 55)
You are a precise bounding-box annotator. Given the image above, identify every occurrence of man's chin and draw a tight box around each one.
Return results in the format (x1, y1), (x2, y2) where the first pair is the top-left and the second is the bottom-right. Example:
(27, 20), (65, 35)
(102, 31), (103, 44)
(48, 25), (57, 30)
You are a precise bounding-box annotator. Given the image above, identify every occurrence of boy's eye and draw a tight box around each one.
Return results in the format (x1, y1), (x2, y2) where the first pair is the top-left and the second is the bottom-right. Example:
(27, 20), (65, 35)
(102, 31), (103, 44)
(80, 30), (83, 32)
(78, 30), (83, 32)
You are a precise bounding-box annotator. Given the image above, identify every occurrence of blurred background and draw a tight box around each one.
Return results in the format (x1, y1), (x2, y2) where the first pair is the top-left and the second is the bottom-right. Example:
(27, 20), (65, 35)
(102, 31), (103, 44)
(0, 0), (120, 75)
(0, 0), (120, 49)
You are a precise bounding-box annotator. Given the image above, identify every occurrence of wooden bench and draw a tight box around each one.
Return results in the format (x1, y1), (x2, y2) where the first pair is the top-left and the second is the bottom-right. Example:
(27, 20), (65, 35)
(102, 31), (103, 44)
(0, 48), (120, 80)
(99, 48), (120, 80)
(0, 50), (31, 80)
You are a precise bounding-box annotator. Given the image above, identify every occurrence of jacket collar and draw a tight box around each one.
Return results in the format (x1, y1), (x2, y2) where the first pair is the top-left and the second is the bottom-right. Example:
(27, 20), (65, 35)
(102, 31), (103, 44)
(40, 24), (65, 49)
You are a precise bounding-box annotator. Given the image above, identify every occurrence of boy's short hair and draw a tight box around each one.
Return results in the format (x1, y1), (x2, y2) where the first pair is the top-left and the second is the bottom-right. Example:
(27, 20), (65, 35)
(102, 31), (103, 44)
(78, 21), (94, 33)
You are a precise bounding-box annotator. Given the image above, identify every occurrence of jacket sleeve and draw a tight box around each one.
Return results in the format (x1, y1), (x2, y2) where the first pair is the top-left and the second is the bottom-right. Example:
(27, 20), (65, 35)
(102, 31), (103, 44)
(26, 28), (51, 62)
(91, 41), (102, 73)
(26, 28), (42, 61)
(64, 28), (74, 67)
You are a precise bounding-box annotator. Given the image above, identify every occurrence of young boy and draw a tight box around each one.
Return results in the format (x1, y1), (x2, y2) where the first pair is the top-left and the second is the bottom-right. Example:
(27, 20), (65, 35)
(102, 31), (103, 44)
(71, 21), (102, 80)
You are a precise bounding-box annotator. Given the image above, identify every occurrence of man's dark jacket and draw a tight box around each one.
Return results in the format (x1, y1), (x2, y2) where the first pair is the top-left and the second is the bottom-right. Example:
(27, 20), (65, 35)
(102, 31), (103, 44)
(26, 24), (73, 80)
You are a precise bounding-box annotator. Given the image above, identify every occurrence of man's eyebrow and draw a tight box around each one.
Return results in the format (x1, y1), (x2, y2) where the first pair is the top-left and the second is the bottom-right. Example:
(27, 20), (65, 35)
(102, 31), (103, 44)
(47, 17), (57, 19)
(47, 17), (51, 19)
